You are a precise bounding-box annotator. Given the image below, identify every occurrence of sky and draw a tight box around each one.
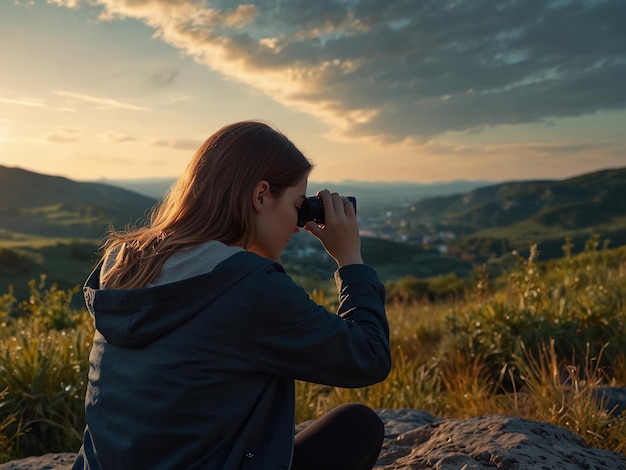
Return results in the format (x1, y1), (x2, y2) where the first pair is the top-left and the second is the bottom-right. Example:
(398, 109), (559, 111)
(1, 0), (625, 184)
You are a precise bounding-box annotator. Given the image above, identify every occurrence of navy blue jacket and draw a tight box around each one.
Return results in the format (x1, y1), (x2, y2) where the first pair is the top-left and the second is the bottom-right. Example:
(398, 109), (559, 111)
(73, 251), (390, 469)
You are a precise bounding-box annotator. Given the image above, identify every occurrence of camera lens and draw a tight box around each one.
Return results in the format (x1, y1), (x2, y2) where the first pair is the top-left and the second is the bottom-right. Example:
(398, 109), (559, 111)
(308, 197), (324, 224)
(296, 196), (357, 227)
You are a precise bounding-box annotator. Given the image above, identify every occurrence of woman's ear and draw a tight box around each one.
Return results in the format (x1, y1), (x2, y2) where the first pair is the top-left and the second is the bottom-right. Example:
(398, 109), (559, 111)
(252, 180), (271, 212)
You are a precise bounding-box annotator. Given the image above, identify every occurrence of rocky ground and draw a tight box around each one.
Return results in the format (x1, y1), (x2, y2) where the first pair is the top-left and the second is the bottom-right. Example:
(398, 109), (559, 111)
(374, 409), (626, 469)
(2, 410), (625, 469)
(2, 386), (625, 469)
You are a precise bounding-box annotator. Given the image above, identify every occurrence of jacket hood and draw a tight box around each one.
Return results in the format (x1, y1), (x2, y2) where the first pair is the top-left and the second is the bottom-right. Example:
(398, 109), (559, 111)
(83, 251), (273, 348)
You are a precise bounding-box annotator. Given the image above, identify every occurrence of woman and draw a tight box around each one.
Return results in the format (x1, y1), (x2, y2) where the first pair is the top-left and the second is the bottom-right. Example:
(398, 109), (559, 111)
(73, 121), (391, 469)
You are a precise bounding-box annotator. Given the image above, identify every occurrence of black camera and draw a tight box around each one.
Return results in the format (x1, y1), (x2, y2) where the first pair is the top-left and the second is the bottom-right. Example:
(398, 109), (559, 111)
(297, 196), (357, 227)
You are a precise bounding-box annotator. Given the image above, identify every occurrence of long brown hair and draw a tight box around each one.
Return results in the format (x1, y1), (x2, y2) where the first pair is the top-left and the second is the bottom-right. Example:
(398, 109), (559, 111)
(100, 121), (313, 289)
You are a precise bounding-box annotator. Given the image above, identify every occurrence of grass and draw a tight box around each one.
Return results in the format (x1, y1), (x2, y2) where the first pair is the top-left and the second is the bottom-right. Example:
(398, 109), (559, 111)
(0, 238), (99, 301)
(0, 237), (625, 462)
(0, 279), (93, 459)
(296, 238), (626, 456)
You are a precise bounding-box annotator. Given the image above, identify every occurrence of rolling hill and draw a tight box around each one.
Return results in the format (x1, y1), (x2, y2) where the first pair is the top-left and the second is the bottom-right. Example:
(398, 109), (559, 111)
(1, 164), (625, 300)
(0, 165), (157, 239)
(404, 168), (626, 229)
(400, 167), (626, 259)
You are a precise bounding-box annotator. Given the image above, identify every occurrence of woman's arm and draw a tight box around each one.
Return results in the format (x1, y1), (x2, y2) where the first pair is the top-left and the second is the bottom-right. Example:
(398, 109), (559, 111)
(245, 262), (391, 388)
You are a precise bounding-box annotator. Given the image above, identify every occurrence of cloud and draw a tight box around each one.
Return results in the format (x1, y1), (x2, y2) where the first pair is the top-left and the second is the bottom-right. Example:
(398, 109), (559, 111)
(170, 138), (203, 150)
(52, 90), (152, 111)
(99, 133), (200, 147)
(152, 138), (202, 150)
(47, 0), (81, 7)
(56, 0), (626, 143)
(99, 132), (138, 143)
(151, 69), (180, 89)
(427, 138), (619, 156)
(0, 97), (45, 108)
(108, 156), (170, 167)
(45, 126), (81, 143)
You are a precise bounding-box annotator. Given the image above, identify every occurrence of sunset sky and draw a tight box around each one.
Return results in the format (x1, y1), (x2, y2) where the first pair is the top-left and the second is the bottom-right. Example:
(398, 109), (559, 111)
(1, 0), (625, 184)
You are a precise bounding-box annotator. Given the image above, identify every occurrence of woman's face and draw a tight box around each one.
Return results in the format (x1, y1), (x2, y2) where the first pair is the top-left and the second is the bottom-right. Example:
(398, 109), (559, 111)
(248, 177), (308, 260)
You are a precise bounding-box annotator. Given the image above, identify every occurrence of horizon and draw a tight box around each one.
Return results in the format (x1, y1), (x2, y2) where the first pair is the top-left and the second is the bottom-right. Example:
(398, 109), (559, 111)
(1, 1), (625, 183)
(4, 162), (624, 188)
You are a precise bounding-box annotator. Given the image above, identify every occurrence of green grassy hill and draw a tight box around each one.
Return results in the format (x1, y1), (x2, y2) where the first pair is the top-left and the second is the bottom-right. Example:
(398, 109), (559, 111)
(405, 168), (626, 230)
(0, 165), (158, 298)
(401, 167), (626, 259)
(0, 165), (157, 238)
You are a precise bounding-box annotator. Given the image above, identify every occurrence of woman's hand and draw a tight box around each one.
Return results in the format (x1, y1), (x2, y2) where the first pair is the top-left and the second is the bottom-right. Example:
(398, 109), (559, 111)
(304, 189), (364, 267)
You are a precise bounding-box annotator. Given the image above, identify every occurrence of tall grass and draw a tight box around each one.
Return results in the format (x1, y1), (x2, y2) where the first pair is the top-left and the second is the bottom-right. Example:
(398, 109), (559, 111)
(0, 277), (92, 459)
(297, 238), (626, 456)
(1, 238), (625, 462)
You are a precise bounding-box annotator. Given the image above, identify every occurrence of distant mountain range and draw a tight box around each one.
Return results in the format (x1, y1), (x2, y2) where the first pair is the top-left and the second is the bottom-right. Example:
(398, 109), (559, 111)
(1, 164), (625, 254)
(96, 176), (495, 217)
(1, 164), (625, 297)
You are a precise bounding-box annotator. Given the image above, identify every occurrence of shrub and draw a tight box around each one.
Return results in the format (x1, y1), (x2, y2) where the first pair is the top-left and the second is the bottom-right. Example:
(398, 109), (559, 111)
(442, 240), (626, 388)
(15, 276), (87, 331)
(0, 249), (33, 277)
(0, 282), (92, 461)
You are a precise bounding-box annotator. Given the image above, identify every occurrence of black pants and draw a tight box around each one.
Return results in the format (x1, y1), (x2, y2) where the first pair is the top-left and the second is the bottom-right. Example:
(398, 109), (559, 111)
(291, 403), (384, 470)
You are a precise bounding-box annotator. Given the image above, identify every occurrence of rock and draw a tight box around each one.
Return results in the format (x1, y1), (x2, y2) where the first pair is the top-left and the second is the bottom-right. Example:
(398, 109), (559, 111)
(377, 408), (440, 438)
(0, 453), (75, 470)
(1, 410), (625, 469)
(374, 411), (626, 469)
